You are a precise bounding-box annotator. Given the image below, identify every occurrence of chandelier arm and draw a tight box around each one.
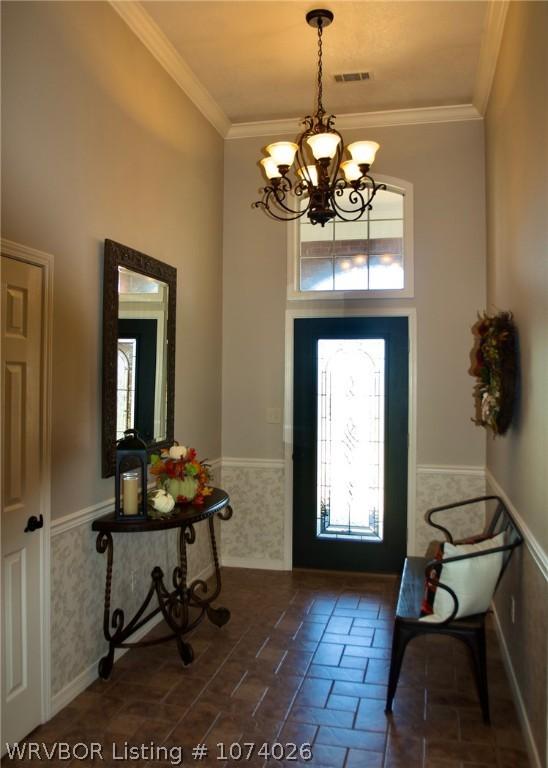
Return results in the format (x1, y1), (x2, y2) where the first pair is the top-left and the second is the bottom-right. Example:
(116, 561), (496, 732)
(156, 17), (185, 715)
(253, 183), (310, 218)
(270, 185), (306, 216)
(331, 195), (370, 222)
(361, 176), (387, 195)
(253, 192), (310, 222)
(332, 184), (369, 213)
(331, 177), (386, 215)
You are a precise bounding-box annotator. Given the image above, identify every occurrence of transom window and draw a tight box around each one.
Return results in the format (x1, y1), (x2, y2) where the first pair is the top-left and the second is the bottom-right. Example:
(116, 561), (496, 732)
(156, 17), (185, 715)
(288, 178), (413, 299)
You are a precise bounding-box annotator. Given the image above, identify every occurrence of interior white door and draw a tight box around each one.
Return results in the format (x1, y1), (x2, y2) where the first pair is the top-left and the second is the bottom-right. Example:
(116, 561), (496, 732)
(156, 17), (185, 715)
(1, 256), (44, 747)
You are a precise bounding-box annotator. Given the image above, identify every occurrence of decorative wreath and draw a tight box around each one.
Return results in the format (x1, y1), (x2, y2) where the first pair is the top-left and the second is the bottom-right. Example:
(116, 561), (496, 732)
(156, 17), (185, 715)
(470, 311), (517, 436)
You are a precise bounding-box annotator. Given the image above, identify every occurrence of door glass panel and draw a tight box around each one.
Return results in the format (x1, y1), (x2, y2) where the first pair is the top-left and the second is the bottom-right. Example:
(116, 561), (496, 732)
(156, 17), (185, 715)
(317, 338), (385, 542)
(117, 339), (137, 439)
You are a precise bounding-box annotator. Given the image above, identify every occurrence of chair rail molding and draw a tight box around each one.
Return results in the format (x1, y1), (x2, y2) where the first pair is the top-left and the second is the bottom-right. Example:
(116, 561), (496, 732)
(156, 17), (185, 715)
(486, 469), (548, 582)
(221, 457), (285, 471)
(50, 459), (222, 536)
(417, 464), (485, 477)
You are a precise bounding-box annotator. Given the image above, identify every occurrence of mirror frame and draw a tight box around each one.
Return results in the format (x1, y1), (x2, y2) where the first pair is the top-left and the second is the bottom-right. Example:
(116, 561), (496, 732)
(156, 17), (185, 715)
(102, 239), (177, 477)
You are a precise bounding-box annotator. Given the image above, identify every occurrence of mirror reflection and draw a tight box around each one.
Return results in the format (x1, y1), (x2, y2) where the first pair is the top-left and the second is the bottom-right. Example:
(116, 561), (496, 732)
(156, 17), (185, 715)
(117, 267), (169, 444)
(102, 238), (176, 478)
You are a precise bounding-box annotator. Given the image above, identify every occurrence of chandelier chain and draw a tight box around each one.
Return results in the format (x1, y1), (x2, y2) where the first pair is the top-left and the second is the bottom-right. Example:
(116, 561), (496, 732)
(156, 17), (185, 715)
(316, 21), (324, 120)
(253, 9), (384, 226)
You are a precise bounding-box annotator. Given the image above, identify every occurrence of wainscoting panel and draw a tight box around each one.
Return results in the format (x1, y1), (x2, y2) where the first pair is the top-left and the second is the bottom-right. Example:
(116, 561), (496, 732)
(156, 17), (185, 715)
(51, 522), (169, 696)
(220, 460), (487, 565)
(487, 472), (547, 768)
(415, 466), (486, 555)
(220, 459), (285, 568)
(50, 460), (222, 704)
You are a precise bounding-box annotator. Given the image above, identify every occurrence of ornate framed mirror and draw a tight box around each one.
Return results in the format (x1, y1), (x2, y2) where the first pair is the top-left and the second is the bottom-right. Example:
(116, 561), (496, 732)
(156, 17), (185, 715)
(102, 239), (176, 477)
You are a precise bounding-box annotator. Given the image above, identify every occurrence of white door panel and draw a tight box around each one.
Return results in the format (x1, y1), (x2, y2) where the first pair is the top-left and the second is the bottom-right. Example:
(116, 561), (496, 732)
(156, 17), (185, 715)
(2, 256), (44, 747)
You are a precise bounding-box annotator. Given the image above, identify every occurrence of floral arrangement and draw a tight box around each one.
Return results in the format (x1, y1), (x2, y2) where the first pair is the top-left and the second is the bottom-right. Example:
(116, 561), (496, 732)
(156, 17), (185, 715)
(149, 443), (213, 512)
(470, 311), (517, 436)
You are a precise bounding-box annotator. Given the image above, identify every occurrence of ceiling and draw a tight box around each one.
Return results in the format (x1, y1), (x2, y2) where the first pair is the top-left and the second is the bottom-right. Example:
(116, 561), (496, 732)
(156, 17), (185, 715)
(141, 1), (488, 125)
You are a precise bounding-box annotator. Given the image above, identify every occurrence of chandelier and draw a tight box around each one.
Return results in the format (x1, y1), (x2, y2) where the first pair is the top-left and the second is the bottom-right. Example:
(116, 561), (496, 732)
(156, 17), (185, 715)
(253, 8), (385, 227)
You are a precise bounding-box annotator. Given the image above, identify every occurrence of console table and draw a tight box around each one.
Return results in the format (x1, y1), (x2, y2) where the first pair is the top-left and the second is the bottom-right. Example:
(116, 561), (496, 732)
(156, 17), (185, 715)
(92, 487), (232, 679)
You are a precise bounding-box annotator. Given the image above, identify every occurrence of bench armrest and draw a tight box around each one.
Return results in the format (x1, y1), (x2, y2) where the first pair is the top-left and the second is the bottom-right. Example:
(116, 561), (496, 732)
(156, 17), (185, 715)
(426, 495), (502, 543)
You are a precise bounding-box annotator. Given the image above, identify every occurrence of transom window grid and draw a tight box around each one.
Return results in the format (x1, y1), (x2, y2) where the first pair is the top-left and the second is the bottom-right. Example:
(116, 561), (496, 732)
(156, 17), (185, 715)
(287, 179), (413, 299)
(317, 338), (385, 542)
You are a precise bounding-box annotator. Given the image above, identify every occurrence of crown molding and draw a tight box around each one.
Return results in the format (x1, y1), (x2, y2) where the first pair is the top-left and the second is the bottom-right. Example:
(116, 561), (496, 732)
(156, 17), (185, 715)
(109, 1), (231, 138)
(226, 104), (482, 140)
(110, 2), (482, 141)
(473, 0), (510, 115)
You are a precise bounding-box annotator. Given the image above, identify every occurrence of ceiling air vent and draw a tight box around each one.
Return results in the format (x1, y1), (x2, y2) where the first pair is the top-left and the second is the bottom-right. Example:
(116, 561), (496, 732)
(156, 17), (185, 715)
(334, 72), (372, 83)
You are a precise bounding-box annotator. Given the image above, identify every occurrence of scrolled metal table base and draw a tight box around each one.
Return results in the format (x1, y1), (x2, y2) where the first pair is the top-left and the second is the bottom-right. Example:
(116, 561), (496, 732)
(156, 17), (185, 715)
(93, 493), (232, 679)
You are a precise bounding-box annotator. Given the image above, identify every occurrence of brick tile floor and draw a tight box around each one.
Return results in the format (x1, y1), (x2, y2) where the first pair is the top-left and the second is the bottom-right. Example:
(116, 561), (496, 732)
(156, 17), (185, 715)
(2, 568), (531, 767)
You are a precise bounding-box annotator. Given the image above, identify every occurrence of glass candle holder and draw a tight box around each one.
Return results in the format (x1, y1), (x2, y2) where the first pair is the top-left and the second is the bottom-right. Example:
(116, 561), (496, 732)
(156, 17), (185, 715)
(122, 470), (139, 516)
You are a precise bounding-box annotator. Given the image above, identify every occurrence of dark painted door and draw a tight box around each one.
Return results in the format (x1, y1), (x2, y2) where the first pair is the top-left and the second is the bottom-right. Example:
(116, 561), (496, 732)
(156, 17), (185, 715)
(293, 316), (408, 573)
(118, 318), (157, 443)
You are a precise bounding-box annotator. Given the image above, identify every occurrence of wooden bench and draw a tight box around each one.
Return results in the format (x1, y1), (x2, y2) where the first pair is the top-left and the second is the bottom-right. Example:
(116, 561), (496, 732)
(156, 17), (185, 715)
(385, 495), (523, 723)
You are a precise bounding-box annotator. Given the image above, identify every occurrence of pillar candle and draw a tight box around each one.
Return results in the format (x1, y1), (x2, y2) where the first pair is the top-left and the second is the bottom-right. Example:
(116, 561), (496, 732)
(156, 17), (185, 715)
(122, 471), (139, 516)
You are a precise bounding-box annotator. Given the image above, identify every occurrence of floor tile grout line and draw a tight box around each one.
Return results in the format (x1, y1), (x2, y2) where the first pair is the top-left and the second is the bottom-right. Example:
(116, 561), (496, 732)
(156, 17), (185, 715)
(26, 573), (531, 768)
(273, 609), (287, 629)
(230, 669), (248, 697)
(159, 619), (260, 747)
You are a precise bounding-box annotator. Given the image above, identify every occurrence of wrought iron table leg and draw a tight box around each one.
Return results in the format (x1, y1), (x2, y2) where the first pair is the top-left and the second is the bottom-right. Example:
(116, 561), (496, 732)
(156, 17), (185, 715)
(96, 531), (117, 679)
(153, 556), (197, 666)
(202, 513), (231, 627)
(175, 634), (194, 665)
(95, 501), (233, 678)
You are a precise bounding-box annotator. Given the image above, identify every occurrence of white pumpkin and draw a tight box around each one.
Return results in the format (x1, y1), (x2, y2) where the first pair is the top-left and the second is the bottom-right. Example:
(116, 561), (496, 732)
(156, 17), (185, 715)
(150, 489), (175, 514)
(168, 444), (188, 460)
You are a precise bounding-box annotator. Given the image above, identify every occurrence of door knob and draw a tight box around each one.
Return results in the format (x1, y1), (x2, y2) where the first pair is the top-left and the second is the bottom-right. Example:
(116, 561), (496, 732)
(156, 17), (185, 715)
(24, 514), (44, 533)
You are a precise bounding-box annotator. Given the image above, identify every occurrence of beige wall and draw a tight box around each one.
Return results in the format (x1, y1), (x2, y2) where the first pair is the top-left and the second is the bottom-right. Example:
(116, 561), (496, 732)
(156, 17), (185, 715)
(222, 121), (487, 466)
(485, 0), (548, 551)
(1, 2), (224, 519)
(485, 3), (548, 765)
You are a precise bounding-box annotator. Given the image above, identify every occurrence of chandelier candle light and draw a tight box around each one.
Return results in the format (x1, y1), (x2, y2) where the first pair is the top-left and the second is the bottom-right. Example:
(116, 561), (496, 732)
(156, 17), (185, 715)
(253, 9), (385, 226)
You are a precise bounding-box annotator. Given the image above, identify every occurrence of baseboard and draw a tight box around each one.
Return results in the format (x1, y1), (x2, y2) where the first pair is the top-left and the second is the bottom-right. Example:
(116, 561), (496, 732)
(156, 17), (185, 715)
(492, 603), (542, 768)
(49, 562), (215, 718)
(221, 555), (288, 571)
(49, 611), (164, 717)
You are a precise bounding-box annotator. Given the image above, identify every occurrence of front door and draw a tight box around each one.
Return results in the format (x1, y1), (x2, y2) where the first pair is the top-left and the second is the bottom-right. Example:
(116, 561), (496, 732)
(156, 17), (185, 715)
(1, 255), (45, 748)
(118, 318), (158, 443)
(293, 316), (408, 572)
